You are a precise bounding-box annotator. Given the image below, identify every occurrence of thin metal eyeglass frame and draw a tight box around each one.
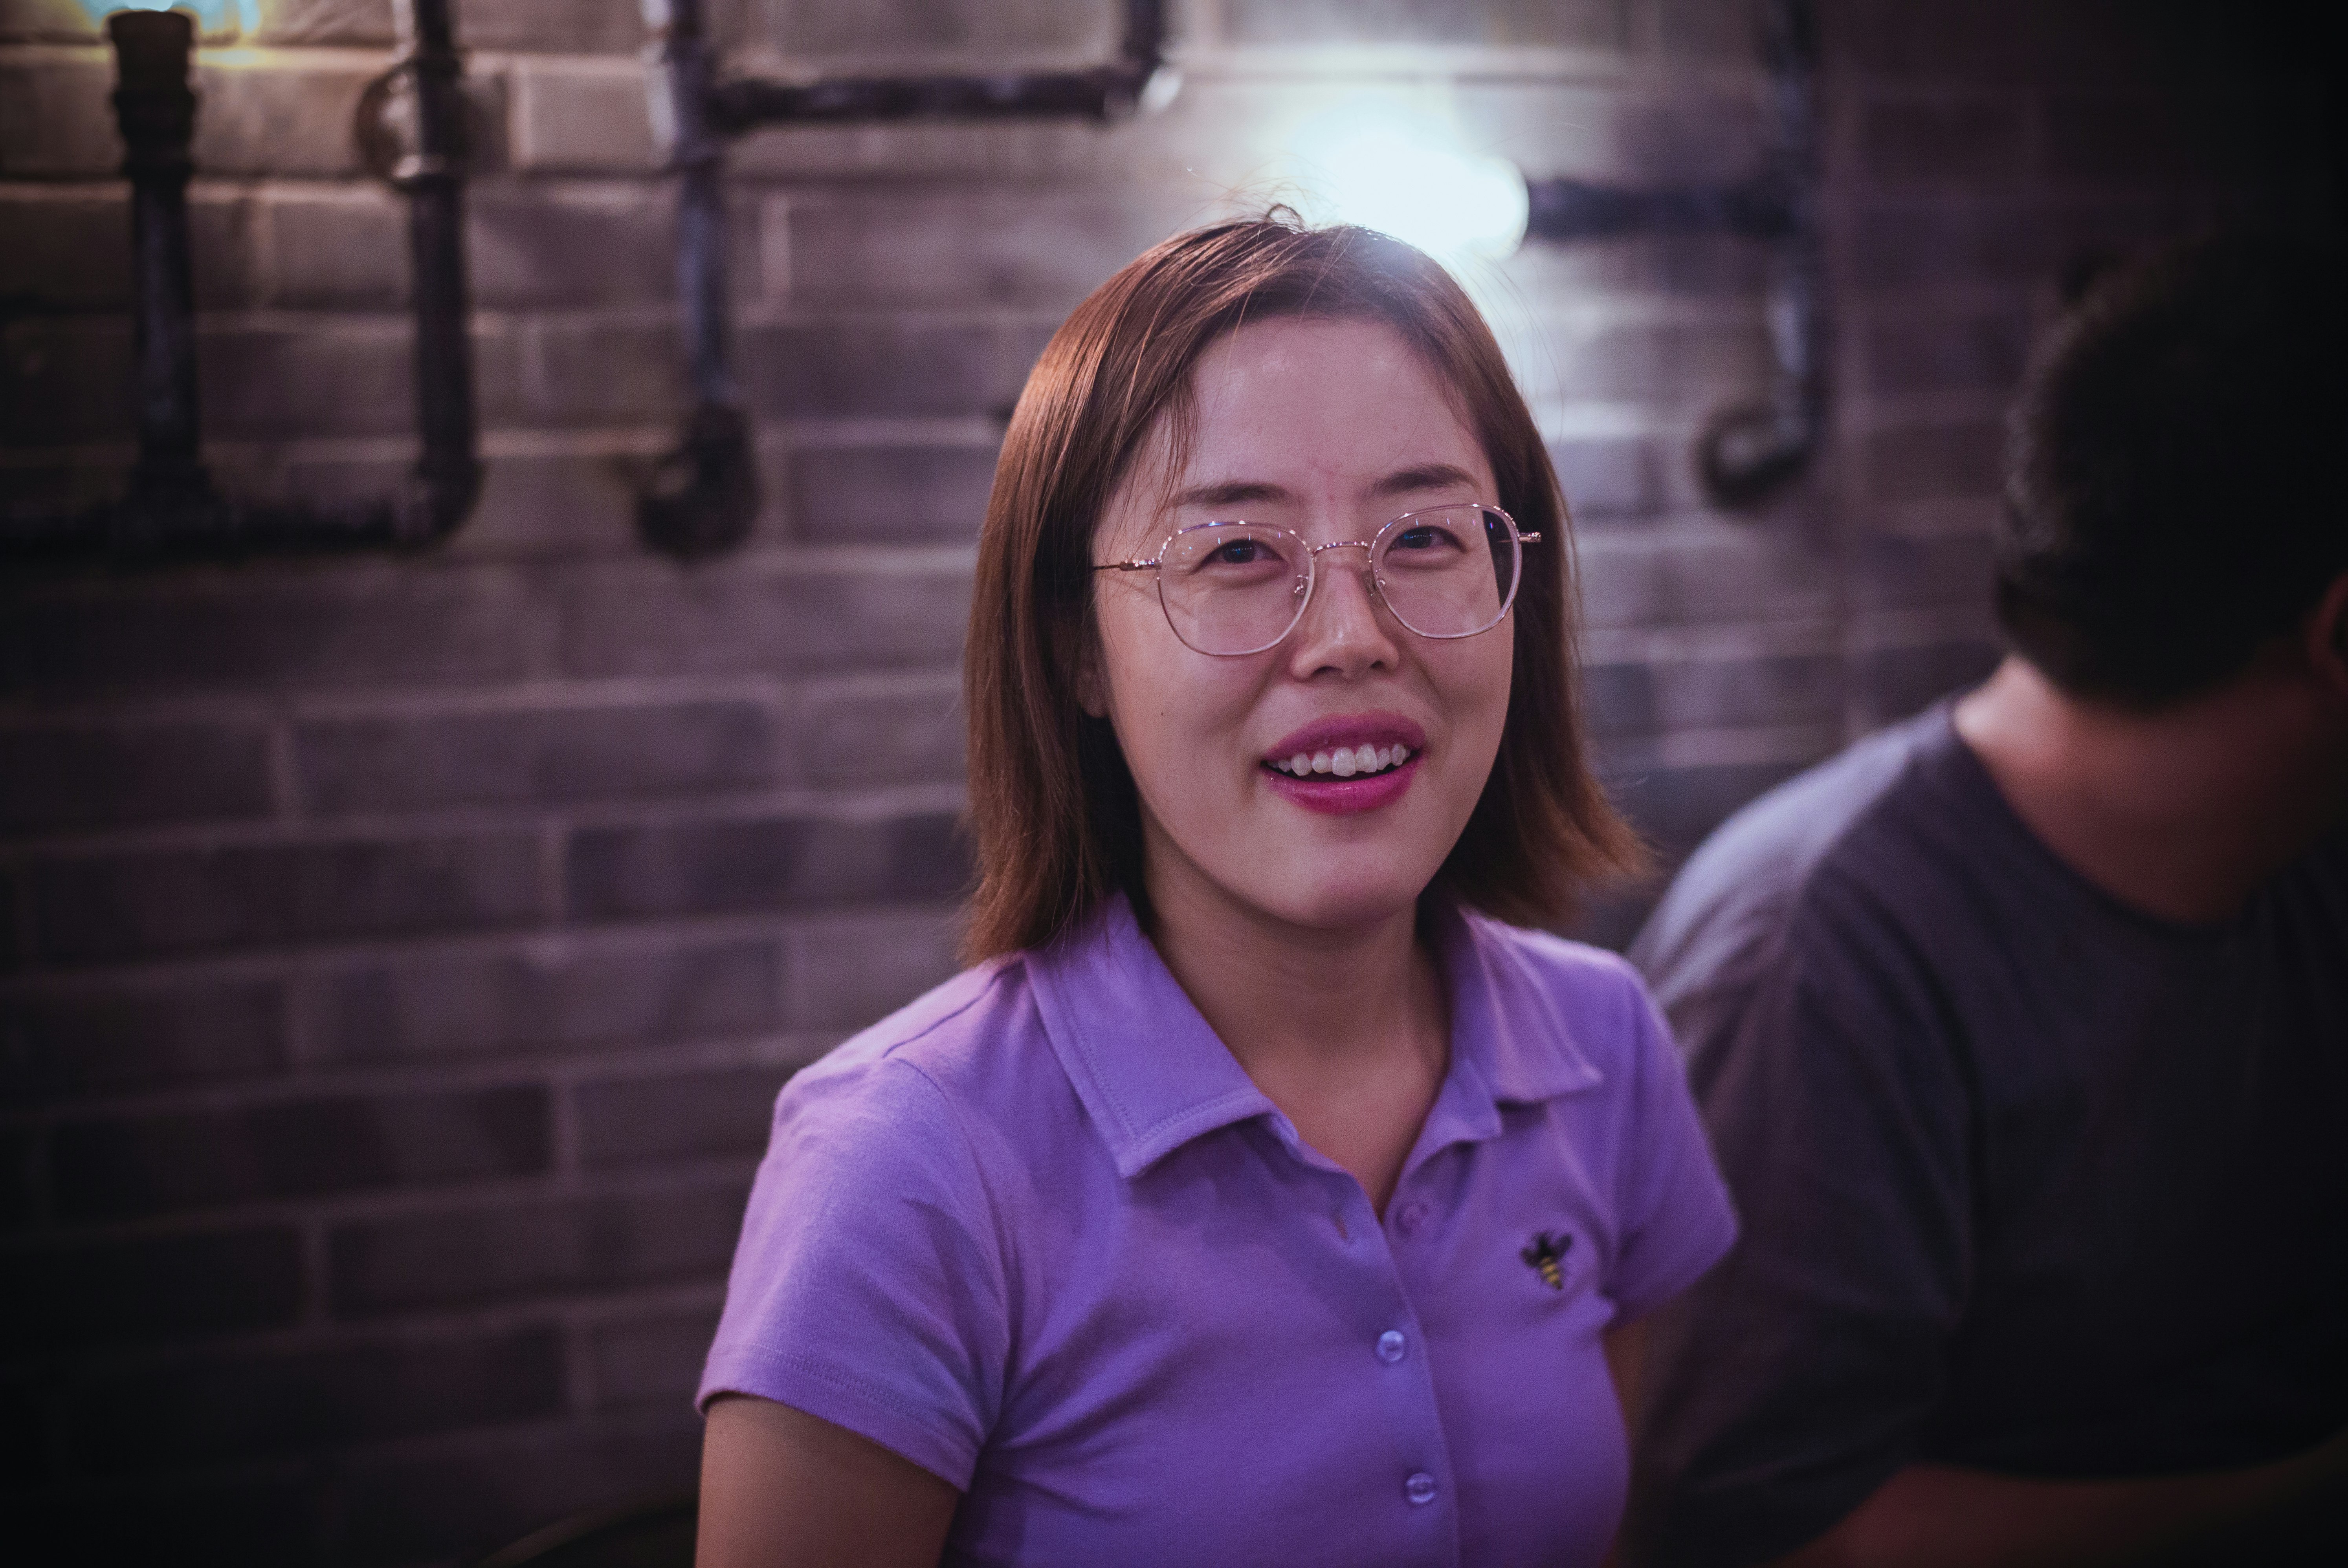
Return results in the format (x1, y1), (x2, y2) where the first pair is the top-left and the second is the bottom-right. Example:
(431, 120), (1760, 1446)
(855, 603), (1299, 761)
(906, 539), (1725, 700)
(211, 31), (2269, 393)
(1093, 504), (1542, 658)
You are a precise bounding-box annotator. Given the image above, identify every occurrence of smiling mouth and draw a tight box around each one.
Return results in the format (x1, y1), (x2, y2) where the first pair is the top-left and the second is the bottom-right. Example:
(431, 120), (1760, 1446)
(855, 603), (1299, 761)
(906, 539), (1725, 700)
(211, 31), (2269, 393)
(1265, 742), (1415, 780)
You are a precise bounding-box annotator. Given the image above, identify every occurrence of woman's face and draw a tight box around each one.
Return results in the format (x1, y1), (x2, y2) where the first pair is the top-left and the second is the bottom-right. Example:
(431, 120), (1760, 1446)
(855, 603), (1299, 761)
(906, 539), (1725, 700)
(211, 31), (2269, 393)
(1086, 315), (1515, 936)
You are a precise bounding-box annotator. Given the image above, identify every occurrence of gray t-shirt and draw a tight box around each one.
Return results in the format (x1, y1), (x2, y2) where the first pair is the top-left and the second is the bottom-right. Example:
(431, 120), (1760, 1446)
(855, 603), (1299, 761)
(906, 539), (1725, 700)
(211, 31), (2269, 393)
(1623, 702), (2348, 1568)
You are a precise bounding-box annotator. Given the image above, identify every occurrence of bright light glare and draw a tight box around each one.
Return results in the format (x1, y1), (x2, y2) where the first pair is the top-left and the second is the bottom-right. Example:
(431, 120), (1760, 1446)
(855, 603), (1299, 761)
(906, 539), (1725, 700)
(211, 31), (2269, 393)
(1278, 97), (1529, 270)
(80, 0), (260, 31)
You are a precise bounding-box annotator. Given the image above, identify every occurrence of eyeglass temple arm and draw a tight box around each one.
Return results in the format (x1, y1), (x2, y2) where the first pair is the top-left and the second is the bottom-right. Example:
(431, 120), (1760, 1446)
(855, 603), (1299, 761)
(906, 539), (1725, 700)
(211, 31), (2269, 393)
(1095, 560), (1157, 571)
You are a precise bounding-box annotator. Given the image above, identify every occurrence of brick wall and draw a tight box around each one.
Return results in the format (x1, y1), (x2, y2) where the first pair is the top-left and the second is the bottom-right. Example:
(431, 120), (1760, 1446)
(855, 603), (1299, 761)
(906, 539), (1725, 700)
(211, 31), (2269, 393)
(1, 0), (2332, 1561)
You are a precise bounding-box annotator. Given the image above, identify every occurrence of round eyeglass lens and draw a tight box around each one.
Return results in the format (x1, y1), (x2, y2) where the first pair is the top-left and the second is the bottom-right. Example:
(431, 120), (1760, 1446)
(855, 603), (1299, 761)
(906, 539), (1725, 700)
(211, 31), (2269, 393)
(1156, 524), (1312, 656)
(1374, 506), (1519, 638)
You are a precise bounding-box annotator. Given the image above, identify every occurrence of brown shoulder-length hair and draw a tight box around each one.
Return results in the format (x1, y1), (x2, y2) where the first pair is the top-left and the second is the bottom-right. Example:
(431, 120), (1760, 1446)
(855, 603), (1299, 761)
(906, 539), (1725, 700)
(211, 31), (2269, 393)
(962, 216), (1640, 960)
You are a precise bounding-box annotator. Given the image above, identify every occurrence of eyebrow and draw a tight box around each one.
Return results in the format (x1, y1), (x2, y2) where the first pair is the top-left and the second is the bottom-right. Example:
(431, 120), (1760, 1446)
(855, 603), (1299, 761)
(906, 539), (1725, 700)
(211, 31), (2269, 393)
(1167, 462), (1483, 513)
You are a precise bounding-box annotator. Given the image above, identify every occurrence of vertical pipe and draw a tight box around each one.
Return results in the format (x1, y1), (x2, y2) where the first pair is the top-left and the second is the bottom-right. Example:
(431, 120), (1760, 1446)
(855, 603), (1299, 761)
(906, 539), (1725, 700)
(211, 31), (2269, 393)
(393, 0), (482, 541)
(106, 10), (213, 513)
(638, 0), (757, 557)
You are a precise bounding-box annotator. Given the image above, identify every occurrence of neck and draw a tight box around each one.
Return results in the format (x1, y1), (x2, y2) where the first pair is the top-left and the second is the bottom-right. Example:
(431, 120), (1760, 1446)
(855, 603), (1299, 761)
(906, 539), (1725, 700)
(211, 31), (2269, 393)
(1953, 656), (2348, 925)
(1139, 840), (1442, 1081)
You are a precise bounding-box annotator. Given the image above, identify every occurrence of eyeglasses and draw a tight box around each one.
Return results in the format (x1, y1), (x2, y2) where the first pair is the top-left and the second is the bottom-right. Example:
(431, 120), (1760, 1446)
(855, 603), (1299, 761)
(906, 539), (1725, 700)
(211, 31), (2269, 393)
(1095, 504), (1540, 658)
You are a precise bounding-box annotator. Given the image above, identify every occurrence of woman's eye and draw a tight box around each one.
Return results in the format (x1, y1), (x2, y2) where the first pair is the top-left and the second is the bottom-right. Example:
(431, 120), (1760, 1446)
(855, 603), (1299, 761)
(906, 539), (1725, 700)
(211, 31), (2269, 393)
(1392, 526), (1455, 552)
(1208, 540), (1264, 565)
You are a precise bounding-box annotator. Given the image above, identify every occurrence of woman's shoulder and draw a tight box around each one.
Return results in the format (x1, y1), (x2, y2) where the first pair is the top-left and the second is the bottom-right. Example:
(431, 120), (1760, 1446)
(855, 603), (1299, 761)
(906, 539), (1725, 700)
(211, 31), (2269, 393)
(778, 951), (1071, 1150)
(1457, 911), (1663, 1084)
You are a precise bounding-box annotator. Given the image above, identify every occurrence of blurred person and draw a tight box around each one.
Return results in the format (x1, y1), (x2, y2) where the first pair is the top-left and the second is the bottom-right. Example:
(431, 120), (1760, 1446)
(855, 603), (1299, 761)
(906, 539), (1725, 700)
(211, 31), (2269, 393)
(692, 219), (1737, 1567)
(1622, 233), (2348, 1568)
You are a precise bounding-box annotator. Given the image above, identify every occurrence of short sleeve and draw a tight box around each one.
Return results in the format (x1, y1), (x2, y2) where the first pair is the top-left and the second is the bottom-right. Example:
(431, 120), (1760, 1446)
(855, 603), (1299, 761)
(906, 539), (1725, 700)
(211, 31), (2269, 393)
(1625, 890), (1973, 1568)
(698, 1053), (1007, 1489)
(1608, 975), (1741, 1321)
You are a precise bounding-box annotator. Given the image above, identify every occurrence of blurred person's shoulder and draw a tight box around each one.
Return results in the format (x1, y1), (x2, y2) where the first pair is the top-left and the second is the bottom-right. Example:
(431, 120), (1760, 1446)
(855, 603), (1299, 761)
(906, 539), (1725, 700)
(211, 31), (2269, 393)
(1630, 702), (1985, 1018)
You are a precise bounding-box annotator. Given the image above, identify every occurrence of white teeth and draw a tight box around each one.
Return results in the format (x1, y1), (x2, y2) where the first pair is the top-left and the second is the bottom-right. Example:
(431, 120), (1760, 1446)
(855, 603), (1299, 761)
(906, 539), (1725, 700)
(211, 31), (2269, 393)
(1268, 743), (1415, 777)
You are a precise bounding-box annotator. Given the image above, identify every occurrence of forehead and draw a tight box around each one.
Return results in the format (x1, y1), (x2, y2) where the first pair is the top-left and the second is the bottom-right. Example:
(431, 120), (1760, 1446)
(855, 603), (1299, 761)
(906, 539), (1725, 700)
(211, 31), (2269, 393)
(1154, 316), (1493, 500)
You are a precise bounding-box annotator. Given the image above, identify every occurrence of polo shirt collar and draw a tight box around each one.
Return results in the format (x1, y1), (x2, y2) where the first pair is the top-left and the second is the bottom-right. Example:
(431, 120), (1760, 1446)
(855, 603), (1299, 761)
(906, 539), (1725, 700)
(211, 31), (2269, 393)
(1028, 894), (1603, 1181)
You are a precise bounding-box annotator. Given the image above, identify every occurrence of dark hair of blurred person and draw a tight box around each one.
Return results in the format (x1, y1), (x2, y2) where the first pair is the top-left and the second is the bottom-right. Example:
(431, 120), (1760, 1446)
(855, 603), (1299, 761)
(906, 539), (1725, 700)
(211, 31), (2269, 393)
(1997, 234), (2348, 706)
(1622, 230), (2348, 1568)
(693, 217), (1737, 1568)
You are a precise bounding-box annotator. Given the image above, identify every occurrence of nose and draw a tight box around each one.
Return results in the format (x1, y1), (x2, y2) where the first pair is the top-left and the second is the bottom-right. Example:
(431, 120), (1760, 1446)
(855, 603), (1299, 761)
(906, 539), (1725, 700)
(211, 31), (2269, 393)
(1286, 542), (1401, 679)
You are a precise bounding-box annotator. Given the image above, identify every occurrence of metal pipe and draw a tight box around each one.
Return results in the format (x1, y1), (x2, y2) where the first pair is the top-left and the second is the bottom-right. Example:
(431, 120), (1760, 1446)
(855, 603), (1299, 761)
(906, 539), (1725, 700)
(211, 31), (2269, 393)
(3, 2), (480, 560)
(107, 9), (212, 524)
(393, 0), (483, 543)
(637, 0), (758, 558)
(633, 0), (1171, 559)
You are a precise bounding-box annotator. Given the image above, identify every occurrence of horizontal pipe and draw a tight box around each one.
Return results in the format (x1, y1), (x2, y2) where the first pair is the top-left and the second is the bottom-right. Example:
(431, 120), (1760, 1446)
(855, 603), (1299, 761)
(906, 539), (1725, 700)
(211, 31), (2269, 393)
(1524, 176), (1796, 244)
(710, 65), (1146, 130)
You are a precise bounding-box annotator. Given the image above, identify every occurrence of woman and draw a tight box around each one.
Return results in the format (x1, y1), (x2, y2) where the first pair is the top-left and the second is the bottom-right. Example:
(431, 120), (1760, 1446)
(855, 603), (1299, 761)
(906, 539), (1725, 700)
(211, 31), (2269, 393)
(697, 219), (1735, 1567)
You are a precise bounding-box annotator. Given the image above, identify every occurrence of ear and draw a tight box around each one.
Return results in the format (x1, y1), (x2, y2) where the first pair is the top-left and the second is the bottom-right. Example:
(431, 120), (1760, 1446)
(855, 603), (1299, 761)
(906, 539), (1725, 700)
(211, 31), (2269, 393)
(1073, 620), (1111, 719)
(2306, 571), (2348, 704)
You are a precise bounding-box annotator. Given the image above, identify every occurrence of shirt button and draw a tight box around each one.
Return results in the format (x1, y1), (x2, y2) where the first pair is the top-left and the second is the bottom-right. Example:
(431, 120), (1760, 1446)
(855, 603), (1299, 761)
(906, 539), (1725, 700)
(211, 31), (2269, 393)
(1376, 1330), (1407, 1364)
(1396, 1202), (1428, 1233)
(1404, 1471), (1438, 1506)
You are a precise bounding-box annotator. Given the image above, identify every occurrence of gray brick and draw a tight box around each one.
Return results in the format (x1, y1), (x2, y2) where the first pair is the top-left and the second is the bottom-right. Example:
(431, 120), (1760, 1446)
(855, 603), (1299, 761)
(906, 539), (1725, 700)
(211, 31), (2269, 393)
(1585, 654), (1842, 737)
(264, 189), (407, 309)
(1863, 311), (2029, 396)
(1863, 421), (2004, 503)
(1859, 97), (2027, 187)
(1225, 0), (1627, 48)
(0, 719), (272, 835)
(532, 318), (689, 427)
(188, 61), (376, 178)
(199, 322), (415, 440)
(574, 1063), (791, 1169)
(511, 61), (657, 173)
(340, 1419), (701, 1568)
(295, 701), (778, 813)
(460, 452), (644, 555)
(250, 0), (394, 46)
(554, 560), (969, 679)
(71, 1326), (566, 1470)
(29, 831), (543, 966)
(0, 190), (254, 312)
(0, 570), (548, 696)
(1579, 528), (1838, 631)
(316, 936), (779, 1063)
(1854, 638), (2001, 727)
(590, 1309), (719, 1409)
(1543, 321), (1775, 405)
(0, 54), (115, 178)
(1850, 200), (2047, 290)
(1827, 0), (2034, 81)
(788, 909), (961, 1031)
(1653, 0), (1754, 62)
(1550, 436), (1658, 520)
(1, 317), (134, 447)
(767, 0), (1111, 55)
(0, 0), (100, 42)
(471, 190), (678, 310)
(742, 317), (1053, 418)
(4, 1227), (302, 1347)
(50, 1083), (551, 1219)
(789, 444), (997, 544)
(1603, 759), (1811, 859)
(801, 685), (963, 786)
(567, 810), (968, 921)
(460, 0), (643, 53)
(1, 976), (287, 1102)
(785, 193), (1167, 308)
(327, 1183), (748, 1317)
(1855, 528), (1996, 612)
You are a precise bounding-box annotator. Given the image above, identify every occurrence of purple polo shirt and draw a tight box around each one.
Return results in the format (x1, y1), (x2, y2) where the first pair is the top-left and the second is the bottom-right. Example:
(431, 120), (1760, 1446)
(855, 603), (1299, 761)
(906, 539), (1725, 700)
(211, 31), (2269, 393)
(700, 895), (1736, 1566)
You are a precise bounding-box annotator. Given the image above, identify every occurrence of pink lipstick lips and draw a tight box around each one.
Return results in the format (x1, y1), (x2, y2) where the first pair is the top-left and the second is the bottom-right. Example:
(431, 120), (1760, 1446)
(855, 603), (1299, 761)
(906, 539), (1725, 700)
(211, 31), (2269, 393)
(1260, 716), (1426, 816)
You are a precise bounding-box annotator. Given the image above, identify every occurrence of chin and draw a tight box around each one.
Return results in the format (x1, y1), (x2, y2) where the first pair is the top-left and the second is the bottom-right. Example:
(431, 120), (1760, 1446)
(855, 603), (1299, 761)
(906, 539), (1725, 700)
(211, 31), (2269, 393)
(1245, 863), (1433, 934)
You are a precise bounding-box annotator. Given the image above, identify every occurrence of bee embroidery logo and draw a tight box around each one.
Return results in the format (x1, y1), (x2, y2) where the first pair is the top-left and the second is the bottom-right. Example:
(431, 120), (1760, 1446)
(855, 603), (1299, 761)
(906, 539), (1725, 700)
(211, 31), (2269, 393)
(1521, 1230), (1572, 1291)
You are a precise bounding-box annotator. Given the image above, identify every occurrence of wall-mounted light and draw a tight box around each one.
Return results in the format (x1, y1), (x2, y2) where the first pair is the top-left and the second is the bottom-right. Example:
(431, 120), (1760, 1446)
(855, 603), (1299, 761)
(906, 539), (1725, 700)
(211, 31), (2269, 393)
(3, 0), (482, 559)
